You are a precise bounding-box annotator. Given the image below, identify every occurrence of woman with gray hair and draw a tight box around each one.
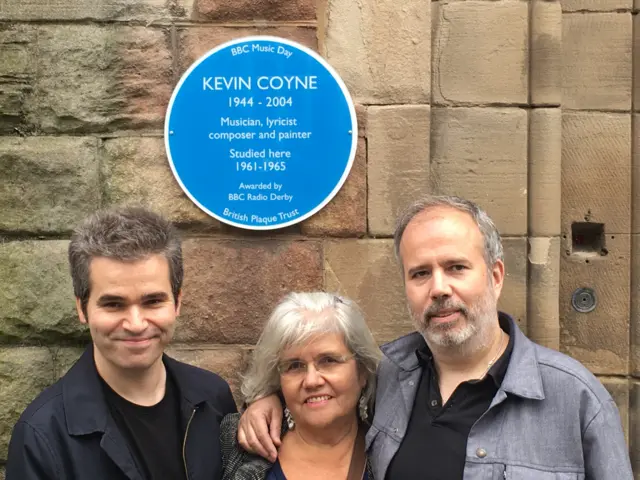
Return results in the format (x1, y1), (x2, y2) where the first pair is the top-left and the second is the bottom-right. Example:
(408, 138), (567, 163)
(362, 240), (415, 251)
(221, 291), (382, 480)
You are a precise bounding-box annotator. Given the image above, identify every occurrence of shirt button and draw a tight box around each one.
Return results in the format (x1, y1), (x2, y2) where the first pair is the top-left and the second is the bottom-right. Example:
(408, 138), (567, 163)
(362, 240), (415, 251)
(430, 400), (438, 407)
(476, 448), (487, 458)
(408, 381), (415, 386)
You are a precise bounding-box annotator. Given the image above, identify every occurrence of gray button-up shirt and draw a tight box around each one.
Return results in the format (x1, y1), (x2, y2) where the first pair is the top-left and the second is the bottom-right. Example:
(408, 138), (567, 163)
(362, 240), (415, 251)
(365, 314), (633, 480)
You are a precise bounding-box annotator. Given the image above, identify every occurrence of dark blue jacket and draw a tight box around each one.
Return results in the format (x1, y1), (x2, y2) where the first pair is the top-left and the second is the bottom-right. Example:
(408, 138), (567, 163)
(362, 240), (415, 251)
(6, 346), (238, 480)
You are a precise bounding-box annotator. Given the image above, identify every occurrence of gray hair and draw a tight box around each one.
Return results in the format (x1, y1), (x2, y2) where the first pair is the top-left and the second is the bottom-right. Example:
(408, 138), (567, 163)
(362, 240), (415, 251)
(393, 195), (504, 269)
(68, 206), (183, 316)
(241, 291), (382, 416)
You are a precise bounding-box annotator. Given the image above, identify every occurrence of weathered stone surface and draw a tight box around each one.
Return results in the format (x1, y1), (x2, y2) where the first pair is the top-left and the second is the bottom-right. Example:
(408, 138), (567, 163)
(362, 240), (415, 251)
(500, 238), (528, 333)
(531, 1), (562, 106)
(367, 105), (430, 236)
(431, 107), (528, 236)
(634, 15), (640, 112)
(0, 0), (170, 21)
(0, 25), (37, 134)
(166, 346), (249, 406)
(432, 1), (528, 105)
(560, 235), (630, 375)
(178, 239), (323, 344)
(600, 377), (630, 443)
(529, 109), (562, 237)
(528, 237), (561, 350)
(0, 136), (100, 233)
(562, 0), (631, 11)
(562, 112), (631, 234)
(0, 241), (87, 343)
(102, 137), (219, 228)
(32, 25), (173, 132)
(181, 0), (315, 21)
(0, 347), (54, 461)
(301, 137), (366, 236)
(321, 0), (430, 104)
(52, 347), (85, 379)
(631, 382), (639, 477)
(563, 13), (632, 110)
(324, 240), (412, 344)
(178, 27), (317, 74)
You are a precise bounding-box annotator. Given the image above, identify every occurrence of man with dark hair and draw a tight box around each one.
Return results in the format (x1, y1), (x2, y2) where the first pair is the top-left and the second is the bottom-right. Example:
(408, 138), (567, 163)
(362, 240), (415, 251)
(236, 195), (633, 479)
(6, 206), (237, 480)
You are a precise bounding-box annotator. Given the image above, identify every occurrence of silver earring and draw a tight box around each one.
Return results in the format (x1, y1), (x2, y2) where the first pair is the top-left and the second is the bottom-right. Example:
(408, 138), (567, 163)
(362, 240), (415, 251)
(284, 407), (295, 429)
(358, 395), (368, 421)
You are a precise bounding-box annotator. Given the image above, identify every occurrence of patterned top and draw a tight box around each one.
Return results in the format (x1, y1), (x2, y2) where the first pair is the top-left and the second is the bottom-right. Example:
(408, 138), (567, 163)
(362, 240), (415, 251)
(220, 412), (374, 480)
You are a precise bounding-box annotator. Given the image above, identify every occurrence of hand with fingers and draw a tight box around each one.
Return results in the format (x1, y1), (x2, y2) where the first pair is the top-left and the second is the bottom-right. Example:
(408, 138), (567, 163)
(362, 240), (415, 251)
(237, 394), (283, 462)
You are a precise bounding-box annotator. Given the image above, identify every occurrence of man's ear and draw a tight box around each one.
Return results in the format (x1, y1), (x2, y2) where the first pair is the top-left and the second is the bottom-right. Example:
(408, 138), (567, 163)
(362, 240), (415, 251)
(175, 290), (183, 316)
(491, 259), (505, 299)
(76, 298), (88, 324)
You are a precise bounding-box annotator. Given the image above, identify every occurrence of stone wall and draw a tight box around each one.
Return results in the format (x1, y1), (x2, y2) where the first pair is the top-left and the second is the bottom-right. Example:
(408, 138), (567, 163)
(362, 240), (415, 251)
(0, 0), (637, 477)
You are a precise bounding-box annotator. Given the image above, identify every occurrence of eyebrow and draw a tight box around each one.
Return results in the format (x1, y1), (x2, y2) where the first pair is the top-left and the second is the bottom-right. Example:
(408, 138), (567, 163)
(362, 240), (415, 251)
(141, 292), (170, 302)
(96, 294), (126, 305)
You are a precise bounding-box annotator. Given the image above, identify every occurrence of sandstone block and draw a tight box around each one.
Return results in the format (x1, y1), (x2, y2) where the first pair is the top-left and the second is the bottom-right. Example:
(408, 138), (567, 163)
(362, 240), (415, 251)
(432, 1), (528, 105)
(560, 235), (630, 374)
(0, 136), (100, 233)
(529, 109), (562, 237)
(367, 105), (430, 236)
(0, 0), (170, 21)
(178, 27), (317, 74)
(562, 0), (631, 11)
(430, 107), (528, 236)
(529, 109), (562, 233)
(166, 346), (249, 406)
(301, 137), (366, 236)
(177, 239), (323, 344)
(562, 112), (631, 234)
(527, 237), (561, 350)
(324, 240), (412, 344)
(32, 25), (172, 133)
(180, 0), (315, 21)
(563, 13), (632, 110)
(52, 347), (85, 379)
(0, 25), (37, 134)
(102, 137), (219, 228)
(499, 238), (528, 333)
(0, 347), (54, 461)
(0, 241), (87, 343)
(631, 382), (639, 477)
(600, 377), (630, 444)
(321, 0), (430, 104)
(530, 1), (562, 106)
(635, 16), (640, 111)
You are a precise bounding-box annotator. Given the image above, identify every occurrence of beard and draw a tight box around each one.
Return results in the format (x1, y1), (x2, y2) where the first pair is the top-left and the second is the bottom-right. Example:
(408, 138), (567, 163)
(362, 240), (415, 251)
(411, 284), (497, 353)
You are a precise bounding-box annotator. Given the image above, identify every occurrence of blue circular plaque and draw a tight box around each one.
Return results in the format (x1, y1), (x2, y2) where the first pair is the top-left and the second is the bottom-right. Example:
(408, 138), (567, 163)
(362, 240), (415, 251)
(165, 36), (357, 230)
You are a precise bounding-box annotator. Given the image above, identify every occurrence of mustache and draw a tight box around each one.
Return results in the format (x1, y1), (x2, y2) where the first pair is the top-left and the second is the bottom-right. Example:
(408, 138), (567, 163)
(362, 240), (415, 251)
(423, 298), (468, 321)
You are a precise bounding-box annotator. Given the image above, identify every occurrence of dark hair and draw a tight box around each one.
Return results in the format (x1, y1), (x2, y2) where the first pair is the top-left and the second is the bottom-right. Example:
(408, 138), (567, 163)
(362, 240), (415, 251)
(68, 206), (183, 316)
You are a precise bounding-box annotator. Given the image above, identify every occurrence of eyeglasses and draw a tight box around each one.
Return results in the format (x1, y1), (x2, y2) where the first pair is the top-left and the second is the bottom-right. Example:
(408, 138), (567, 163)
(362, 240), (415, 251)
(277, 353), (356, 378)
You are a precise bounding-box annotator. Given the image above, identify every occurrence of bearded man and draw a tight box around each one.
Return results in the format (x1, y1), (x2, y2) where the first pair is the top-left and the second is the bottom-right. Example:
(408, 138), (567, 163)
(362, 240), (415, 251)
(236, 195), (633, 480)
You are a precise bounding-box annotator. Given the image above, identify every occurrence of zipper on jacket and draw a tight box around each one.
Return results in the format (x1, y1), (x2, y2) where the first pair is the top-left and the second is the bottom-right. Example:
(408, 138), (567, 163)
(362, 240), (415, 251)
(182, 407), (197, 480)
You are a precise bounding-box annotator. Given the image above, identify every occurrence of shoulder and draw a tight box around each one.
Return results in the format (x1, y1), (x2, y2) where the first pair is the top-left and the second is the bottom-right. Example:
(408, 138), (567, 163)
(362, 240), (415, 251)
(532, 342), (613, 403)
(220, 413), (274, 480)
(15, 377), (65, 430)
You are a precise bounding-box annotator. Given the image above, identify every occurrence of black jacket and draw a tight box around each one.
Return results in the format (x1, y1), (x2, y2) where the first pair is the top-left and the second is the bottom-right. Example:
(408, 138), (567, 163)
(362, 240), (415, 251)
(6, 346), (238, 480)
